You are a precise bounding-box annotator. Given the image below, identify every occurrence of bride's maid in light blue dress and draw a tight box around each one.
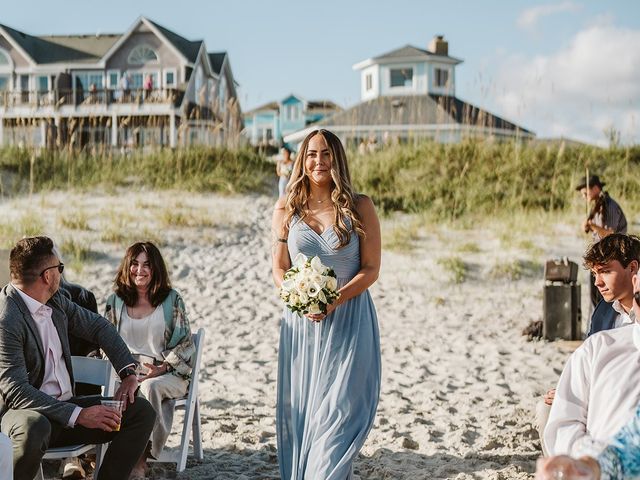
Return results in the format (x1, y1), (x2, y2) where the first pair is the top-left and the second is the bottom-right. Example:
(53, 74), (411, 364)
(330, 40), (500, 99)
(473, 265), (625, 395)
(271, 129), (382, 480)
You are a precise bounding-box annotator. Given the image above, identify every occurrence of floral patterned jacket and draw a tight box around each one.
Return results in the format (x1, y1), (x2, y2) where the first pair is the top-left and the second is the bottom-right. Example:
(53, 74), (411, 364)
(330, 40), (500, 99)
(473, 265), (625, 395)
(598, 403), (640, 479)
(105, 289), (195, 378)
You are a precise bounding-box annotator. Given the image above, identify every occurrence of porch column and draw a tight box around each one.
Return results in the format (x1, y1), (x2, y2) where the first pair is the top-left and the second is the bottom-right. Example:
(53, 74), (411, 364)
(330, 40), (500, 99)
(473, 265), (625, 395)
(111, 113), (118, 147)
(40, 120), (46, 147)
(169, 114), (176, 148)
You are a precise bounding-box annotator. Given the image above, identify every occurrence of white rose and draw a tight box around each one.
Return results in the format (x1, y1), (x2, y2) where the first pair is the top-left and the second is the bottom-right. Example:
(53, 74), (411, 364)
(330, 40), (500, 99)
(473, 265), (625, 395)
(293, 253), (308, 268)
(310, 273), (325, 287)
(310, 256), (324, 273)
(299, 291), (309, 304)
(308, 302), (322, 314)
(296, 277), (309, 294)
(325, 276), (338, 291)
(289, 293), (300, 305)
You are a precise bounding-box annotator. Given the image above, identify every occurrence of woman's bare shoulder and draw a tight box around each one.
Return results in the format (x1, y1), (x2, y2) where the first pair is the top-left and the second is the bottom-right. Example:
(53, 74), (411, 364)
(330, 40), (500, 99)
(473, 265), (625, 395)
(274, 196), (287, 210)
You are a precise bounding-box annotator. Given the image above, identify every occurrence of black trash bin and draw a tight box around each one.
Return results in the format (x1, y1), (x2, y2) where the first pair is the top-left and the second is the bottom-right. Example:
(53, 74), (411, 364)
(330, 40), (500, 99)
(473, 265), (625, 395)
(543, 258), (581, 340)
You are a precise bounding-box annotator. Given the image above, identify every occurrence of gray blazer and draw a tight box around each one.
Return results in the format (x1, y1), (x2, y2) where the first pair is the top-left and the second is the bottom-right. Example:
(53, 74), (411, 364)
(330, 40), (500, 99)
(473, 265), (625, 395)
(0, 284), (135, 425)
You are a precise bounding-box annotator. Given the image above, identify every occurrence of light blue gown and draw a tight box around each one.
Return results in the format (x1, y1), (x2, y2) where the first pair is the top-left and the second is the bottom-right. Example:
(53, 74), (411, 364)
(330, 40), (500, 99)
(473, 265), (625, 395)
(277, 216), (381, 480)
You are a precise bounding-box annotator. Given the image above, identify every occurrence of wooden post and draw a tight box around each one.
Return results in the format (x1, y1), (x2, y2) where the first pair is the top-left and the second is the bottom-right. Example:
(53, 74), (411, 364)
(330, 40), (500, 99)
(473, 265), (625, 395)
(111, 113), (118, 147)
(170, 114), (176, 148)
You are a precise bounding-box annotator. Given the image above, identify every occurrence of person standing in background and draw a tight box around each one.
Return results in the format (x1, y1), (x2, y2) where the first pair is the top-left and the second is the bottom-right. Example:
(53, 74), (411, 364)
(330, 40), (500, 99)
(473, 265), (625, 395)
(577, 174), (627, 308)
(277, 145), (294, 198)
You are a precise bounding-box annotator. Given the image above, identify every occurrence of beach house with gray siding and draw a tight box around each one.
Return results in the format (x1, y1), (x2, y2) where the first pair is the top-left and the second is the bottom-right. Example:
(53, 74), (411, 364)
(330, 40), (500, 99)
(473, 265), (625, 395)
(284, 36), (534, 146)
(0, 16), (241, 149)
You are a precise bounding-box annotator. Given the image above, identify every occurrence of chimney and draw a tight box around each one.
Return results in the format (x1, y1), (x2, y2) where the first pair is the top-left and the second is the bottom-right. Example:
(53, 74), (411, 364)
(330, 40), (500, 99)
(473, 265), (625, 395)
(428, 35), (448, 56)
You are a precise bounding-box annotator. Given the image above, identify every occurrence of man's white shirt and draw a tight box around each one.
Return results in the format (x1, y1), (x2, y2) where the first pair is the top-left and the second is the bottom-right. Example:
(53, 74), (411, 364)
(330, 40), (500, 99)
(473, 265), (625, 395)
(545, 323), (640, 457)
(612, 299), (635, 328)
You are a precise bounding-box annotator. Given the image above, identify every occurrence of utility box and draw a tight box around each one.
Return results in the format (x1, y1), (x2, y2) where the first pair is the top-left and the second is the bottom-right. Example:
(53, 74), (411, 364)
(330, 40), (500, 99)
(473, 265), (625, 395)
(543, 258), (581, 340)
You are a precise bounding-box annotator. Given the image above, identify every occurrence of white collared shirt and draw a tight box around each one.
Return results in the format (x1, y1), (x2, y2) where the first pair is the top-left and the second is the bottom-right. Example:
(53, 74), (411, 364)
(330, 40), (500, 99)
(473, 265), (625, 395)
(611, 300), (636, 328)
(545, 324), (640, 457)
(14, 286), (81, 426)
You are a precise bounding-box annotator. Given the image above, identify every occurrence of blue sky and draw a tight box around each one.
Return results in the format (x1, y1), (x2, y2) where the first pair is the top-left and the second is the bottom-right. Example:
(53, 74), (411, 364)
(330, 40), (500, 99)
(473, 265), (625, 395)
(3, 0), (639, 145)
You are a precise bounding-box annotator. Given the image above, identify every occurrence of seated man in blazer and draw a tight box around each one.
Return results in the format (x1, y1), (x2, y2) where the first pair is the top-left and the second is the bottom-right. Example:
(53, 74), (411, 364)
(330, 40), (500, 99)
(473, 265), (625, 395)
(0, 236), (156, 480)
(536, 233), (640, 456)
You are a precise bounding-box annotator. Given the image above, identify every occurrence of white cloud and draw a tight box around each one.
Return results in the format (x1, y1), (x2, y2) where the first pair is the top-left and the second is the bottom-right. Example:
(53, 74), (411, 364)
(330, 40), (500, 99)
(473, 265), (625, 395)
(491, 22), (640, 145)
(517, 1), (582, 31)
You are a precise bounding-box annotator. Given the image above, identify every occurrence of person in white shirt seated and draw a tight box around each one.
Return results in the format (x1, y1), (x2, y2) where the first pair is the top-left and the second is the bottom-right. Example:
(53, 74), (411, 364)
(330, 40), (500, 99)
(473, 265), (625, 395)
(536, 233), (639, 455)
(545, 234), (640, 457)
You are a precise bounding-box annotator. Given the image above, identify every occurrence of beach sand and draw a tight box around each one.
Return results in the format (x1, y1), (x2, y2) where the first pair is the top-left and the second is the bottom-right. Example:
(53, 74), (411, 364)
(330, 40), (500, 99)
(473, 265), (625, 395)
(0, 190), (590, 479)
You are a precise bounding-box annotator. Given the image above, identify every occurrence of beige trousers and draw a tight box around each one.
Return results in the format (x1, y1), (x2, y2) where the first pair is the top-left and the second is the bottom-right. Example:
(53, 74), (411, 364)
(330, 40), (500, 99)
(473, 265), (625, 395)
(138, 373), (189, 459)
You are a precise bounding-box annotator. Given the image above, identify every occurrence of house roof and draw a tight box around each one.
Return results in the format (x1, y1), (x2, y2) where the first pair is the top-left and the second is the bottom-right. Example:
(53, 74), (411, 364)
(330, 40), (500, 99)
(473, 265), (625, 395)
(38, 34), (120, 62)
(314, 94), (532, 134)
(307, 100), (341, 111)
(0, 19), (207, 65)
(147, 19), (202, 63)
(373, 44), (463, 63)
(0, 24), (108, 64)
(208, 52), (226, 75)
(244, 101), (280, 116)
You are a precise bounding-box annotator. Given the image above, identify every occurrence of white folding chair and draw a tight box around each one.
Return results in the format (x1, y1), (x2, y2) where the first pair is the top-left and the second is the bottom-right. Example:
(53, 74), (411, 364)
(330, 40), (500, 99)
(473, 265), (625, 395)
(150, 328), (205, 472)
(36, 356), (116, 480)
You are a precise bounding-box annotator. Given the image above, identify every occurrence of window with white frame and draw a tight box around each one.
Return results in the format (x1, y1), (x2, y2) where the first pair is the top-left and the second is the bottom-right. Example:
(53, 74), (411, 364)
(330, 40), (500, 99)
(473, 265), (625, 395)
(365, 73), (372, 91)
(434, 68), (449, 88)
(128, 45), (158, 65)
(37, 75), (49, 92)
(0, 49), (11, 91)
(74, 72), (104, 91)
(130, 72), (159, 89)
(107, 71), (119, 89)
(164, 69), (176, 88)
(390, 67), (413, 88)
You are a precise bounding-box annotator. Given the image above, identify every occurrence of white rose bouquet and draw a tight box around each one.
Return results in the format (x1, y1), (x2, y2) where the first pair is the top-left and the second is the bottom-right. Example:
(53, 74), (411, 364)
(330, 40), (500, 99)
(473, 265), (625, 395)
(280, 253), (340, 315)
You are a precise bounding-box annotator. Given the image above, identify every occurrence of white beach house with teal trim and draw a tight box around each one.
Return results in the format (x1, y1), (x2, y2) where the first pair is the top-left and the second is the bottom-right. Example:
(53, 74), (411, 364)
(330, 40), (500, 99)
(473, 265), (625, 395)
(284, 35), (534, 145)
(243, 94), (341, 147)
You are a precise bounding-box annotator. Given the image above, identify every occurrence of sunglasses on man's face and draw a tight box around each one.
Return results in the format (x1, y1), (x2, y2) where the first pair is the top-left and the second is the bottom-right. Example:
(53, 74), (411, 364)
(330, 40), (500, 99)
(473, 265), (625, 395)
(39, 263), (64, 277)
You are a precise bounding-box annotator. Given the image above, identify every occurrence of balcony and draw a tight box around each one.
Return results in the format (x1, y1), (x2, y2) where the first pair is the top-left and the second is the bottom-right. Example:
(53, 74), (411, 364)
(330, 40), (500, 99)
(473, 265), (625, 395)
(0, 87), (184, 111)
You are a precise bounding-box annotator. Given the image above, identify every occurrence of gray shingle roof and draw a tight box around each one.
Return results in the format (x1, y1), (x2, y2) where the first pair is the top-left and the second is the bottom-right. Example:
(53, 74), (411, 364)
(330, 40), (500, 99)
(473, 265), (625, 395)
(0, 24), (109, 64)
(147, 20), (202, 63)
(372, 44), (462, 63)
(208, 52), (226, 74)
(315, 94), (531, 134)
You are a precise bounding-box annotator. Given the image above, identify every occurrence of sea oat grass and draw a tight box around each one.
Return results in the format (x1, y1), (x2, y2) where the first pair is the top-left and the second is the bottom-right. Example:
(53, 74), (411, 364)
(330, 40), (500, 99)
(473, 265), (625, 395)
(437, 256), (467, 284)
(351, 140), (640, 220)
(0, 146), (272, 195)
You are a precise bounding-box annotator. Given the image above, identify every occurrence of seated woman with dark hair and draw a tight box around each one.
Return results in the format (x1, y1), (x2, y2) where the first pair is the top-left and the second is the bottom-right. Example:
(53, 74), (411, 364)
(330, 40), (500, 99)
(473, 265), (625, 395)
(537, 402), (640, 479)
(105, 241), (194, 477)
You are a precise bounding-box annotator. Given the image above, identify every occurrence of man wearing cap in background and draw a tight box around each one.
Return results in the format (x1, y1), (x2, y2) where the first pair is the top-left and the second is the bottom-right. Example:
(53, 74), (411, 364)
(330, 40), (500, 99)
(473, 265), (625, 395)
(577, 174), (628, 308)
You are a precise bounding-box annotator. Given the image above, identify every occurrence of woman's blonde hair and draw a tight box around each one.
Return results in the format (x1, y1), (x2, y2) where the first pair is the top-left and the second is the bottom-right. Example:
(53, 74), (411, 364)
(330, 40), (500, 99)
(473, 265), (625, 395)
(283, 129), (364, 247)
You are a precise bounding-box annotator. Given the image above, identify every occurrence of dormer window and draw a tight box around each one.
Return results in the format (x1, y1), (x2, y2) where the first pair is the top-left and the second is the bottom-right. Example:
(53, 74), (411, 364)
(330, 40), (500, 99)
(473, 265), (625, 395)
(365, 74), (373, 91)
(128, 45), (158, 65)
(434, 68), (449, 88)
(390, 68), (413, 88)
(0, 51), (10, 66)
